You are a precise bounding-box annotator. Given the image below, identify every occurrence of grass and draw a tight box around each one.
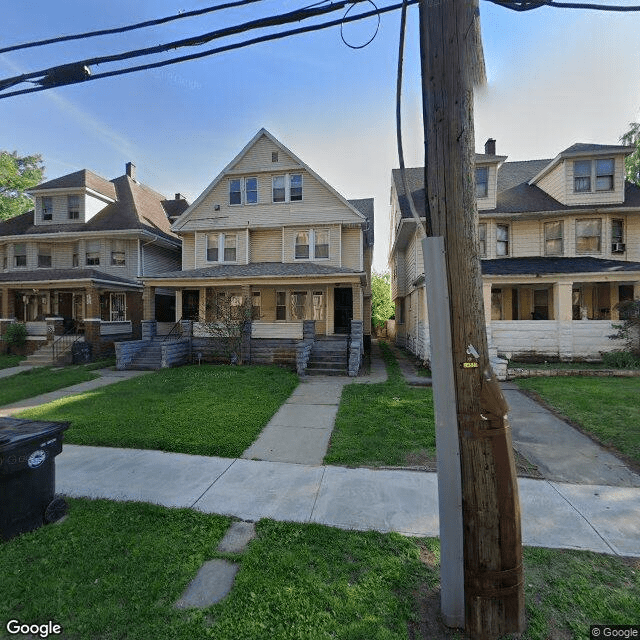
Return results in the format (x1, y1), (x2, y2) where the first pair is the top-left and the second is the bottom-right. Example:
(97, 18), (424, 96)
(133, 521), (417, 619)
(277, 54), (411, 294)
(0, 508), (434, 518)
(515, 376), (640, 466)
(1, 498), (638, 640)
(325, 342), (436, 467)
(0, 354), (24, 369)
(508, 360), (609, 370)
(0, 365), (99, 407)
(17, 364), (298, 458)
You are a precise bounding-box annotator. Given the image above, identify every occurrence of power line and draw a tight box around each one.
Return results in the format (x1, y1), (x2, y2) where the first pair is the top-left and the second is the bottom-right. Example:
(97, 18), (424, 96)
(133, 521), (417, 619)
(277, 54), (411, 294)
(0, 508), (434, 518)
(0, 0), (266, 55)
(0, 0), (408, 100)
(0, 1), (363, 91)
(485, 0), (640, 10)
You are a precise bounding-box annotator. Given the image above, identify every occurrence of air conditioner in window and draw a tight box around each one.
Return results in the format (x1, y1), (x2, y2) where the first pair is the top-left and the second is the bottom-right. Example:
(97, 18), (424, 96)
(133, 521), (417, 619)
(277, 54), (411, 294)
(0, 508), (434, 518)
(612, 242), (626, 253)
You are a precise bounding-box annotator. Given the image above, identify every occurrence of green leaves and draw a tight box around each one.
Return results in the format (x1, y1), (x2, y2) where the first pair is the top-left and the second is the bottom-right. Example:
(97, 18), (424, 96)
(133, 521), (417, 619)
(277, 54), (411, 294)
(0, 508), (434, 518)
(0, 150), (44, 220)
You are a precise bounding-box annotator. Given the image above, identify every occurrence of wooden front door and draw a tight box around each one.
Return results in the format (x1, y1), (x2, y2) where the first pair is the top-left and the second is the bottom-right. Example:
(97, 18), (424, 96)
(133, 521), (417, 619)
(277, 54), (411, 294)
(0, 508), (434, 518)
(334, 287), (353, 334)
(182, 290), (200, 321)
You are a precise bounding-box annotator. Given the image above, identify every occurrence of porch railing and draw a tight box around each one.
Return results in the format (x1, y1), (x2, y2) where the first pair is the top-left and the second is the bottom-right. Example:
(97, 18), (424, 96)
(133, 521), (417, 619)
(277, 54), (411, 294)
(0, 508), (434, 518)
(163, 320), (183, 341)
(52, 328), (83, 364)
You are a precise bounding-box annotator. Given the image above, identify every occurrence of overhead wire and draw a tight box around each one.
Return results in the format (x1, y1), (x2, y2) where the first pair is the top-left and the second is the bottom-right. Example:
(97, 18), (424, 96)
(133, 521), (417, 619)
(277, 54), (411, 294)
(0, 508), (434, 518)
(485, 0), (640, 10)
(0, 0), (416, 100)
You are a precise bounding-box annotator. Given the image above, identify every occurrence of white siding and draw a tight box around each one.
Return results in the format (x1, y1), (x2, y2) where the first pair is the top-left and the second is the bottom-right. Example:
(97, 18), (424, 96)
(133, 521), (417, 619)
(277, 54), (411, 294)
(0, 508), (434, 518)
(142, 242), (181, 276)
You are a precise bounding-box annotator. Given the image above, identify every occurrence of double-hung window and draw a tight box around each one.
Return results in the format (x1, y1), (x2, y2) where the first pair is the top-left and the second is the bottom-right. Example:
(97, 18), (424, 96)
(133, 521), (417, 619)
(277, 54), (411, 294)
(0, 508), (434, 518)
(42, 197), (53, 221)
(276, 291), (287, 320)
(229, 179), (242, 205)
(544, 221), (563, 256)
(86, 240), (100, 265)
(295, 229), (329, 260)
(576, 218), (602, 253)
(574, 161), (591, 192)
(496, 224), (509, 256)
(475, 167), (488, 198)
(252, 291), (261, 320)
(612, 218), (625, 252)
(207, 233), (237, 263)
(478, 223), (487, 257)
(68, 195), (80, 220)
(290, 291), (307, 321)
(229, 177), (258, 205)
(596, 159), (615, 191)
(272, 174), (303, 203)
(38, 243), (52, 268)
(574, 159), (615, 193)
(14, 243), (27, 268)
(111, 240), (126, 266)
(224, 234), (237, 261)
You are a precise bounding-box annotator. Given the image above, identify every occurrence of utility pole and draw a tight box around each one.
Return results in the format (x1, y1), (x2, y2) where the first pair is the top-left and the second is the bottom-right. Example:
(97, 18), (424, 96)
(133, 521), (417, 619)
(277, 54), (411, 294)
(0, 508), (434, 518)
(418, 0), (526, 637)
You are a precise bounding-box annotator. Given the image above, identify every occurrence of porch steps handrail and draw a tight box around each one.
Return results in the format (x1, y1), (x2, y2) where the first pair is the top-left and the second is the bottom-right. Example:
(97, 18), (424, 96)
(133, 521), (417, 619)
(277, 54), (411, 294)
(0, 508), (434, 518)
(52, 327), (83, 364)
(162, 318), (183, 342)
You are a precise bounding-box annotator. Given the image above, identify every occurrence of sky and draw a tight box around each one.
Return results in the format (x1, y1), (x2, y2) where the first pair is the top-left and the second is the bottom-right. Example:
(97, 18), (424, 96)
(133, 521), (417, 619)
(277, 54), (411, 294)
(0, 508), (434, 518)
(1, 0), (639, 273)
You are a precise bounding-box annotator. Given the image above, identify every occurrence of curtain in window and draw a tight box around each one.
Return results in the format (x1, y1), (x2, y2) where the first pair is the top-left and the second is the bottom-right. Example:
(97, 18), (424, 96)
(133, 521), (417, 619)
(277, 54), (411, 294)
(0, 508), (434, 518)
(295, 232), (310, 259)
(290, 291), (307, 320)
(576, 219), (601, 252)
(224, 234), (237, 262)
(544, 221), (563, 255)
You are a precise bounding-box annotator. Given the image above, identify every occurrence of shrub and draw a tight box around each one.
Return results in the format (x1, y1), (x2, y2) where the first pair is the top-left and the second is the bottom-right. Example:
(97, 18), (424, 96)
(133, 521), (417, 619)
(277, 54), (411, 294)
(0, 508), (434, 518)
(4, 322), (27, 353)
(600, 350), (640, 369)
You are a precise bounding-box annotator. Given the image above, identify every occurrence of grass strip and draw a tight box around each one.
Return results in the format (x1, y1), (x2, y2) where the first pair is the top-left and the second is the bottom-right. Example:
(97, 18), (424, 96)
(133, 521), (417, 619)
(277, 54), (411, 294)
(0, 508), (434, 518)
(0, 366), (99, 407)
(1, 499), (638, 640)
(17, 364), (298, 458)
(325, 342), (436, 467)
(515, 376), (640, 465)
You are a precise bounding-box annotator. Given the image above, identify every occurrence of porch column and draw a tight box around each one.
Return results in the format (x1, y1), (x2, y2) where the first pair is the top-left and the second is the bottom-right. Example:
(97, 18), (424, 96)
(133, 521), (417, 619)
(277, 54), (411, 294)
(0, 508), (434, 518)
(634, 282), (640, 300)
(554, 282), (573, 361)
(482, 282), (492, 324)
(199, 287), (207, 321)
(1, 287), (10, 318)
(326, 287), (335, 336)
(143, 286), (156, 320)
(610, 284), (620, 321)
(175, 290), (183, 322)
(352, 283), (363, 321)
(85, 287), (100, 319)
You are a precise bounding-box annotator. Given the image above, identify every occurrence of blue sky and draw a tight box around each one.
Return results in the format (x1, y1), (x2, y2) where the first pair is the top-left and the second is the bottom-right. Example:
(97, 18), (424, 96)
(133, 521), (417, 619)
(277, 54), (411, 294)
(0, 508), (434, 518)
(1, 0), (639, 271)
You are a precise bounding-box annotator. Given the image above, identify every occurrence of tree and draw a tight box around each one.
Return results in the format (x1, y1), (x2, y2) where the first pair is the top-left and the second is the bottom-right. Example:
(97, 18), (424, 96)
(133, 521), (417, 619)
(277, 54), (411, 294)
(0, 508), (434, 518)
(0, 151), (44, 220)
(620, 123), (640, 186)
(371, 272), (395, 330)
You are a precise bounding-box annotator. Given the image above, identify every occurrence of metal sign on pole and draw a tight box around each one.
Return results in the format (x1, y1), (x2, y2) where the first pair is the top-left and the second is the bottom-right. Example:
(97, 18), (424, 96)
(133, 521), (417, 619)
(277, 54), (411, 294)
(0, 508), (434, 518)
(422, 235), (464, 628)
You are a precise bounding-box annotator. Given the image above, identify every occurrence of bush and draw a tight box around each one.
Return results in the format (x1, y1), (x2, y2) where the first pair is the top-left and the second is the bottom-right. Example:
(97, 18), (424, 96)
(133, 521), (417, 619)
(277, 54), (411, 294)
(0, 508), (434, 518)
(4, 323), (27, 353)
(600, 350), (640, 369)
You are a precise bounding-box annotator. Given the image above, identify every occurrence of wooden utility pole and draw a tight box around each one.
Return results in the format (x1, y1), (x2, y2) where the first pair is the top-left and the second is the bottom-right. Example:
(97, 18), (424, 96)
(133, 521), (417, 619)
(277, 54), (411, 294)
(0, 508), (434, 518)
(418, 0), (526, 637)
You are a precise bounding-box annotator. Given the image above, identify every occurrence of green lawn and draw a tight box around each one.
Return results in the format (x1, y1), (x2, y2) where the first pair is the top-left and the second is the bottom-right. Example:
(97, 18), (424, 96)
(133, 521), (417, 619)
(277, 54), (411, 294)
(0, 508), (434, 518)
(325, 342), (436, 467)
(515, 376), (640, 466)
(0, 354), (24, 369)
(1, 499), (637, 640)
(17, 364), (298, 458)
(0, 366), (99, 407)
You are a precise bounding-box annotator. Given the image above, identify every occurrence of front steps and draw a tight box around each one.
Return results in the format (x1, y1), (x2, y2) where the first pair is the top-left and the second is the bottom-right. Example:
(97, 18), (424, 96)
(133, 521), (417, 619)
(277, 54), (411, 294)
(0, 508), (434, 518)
(20, 337), (83, 367)
(306, 335), (349, 376)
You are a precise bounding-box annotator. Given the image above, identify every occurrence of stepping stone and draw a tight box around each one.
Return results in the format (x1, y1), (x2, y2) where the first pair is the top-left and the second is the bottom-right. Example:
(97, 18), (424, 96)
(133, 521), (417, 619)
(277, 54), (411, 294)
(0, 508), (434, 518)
(174, 559), (239, 609)
(216, 521), (256, 554)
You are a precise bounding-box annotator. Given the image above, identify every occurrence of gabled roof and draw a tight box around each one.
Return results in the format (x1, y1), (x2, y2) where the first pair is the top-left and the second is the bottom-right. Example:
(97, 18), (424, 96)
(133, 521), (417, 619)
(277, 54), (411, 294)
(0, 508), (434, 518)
(0, 172), (183, 244)
(172, 128), (367, 230)
(349, 198), (374, 247)
(28, 169), (117, 200)
(482, 256), (640, 276)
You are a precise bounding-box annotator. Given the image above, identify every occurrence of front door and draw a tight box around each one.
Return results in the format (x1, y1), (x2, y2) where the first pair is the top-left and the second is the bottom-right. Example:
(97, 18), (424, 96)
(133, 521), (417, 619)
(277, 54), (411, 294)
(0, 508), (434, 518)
(334, 287), (353, 334)
(59, 292), (74, 332)
(182, 290), (200, 321)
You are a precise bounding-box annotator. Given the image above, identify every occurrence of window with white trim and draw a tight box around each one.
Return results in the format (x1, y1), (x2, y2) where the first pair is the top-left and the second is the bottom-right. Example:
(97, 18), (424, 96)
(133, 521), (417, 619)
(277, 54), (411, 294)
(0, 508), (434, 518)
(544, 221), (563, 256)
(478, 223), (487, 257)
(86, 240), (100, 265)
(574, 160), (592, 192)
(596, 159), (615, 191)
(14, 243), (26, 268)
(496, 224), (509, 256)
(68, 195), (80, 220)
(313, 291), (325, 321)
(272, 174), (303, 203)
(574, 159), (615, 193)
(72, 242), (79, 267)
(290, 291), (307, 320)
(294, 229), (329, 260)
(576, 218), (602, 253)
(38, 243), (52, 268)
(612, 218), (625, 253)
(207, 233), (237, 263)
(111, 240), (126, 266)
(276, 291), (286, 320)
(42, 197), (53, 221)
(229, 179), (241, 205)
(475, 167), (488, 198)
(252, 291), (261, 320)
(229, 177), (258, 205)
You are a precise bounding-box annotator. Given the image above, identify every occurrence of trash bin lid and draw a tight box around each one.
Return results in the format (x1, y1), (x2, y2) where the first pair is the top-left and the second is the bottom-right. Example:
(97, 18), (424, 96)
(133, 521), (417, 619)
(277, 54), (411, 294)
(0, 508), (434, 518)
(0, 418), (69, 452)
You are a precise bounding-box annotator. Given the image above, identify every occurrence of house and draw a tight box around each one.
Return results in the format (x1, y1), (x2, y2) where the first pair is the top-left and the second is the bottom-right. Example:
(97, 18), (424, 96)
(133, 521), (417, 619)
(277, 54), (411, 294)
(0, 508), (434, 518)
(140, 128), (374, 374)
(389, 140), (640, 362)
(0, 162), (186, 360)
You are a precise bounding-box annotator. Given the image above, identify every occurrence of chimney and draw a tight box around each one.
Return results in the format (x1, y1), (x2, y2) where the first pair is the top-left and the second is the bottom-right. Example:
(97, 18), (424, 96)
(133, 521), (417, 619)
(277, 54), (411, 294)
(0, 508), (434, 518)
(126, 162), (136, 180)
(175, 193), (182, 200)
(484, 138), (496, 155)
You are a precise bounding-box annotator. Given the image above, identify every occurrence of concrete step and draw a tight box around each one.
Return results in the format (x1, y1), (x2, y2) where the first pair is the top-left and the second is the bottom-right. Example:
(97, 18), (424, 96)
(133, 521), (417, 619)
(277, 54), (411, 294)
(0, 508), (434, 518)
(306, 367), (348, 376)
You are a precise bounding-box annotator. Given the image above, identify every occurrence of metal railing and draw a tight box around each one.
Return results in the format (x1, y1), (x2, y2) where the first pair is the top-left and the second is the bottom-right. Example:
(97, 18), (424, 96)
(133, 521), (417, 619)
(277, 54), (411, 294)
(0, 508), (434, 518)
(162, 319), (183, 342)
(51, 327), (83, 364)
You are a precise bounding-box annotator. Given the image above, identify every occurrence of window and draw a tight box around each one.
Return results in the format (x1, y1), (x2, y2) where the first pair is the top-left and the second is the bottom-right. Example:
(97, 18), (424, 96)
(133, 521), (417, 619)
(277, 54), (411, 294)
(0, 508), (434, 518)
(314, 229), (329, 259)
(86, 240), (100, 265)
(110, 293), (126, 321)
(252, 291), (261, 320)
(576, 218), (602, 253)
(38, 243), (52, 268)
(574, 160), (591, 192)
(207, 233), (237, 263)
(272, 151), (279, 163)
(272, 174), (303, 203)
(207, 234), (219, 262)
(290, 291), (307, 320)
(272, 176), (286, 203)
(313, 291), (325, 321)
(230, 294), (244, 320)
(290, 174), (303, 201)
(14, 243), (26, 267)
(229, 179), (242, 205)
(42, 197), (53, 221)
(111, 240), (126, 266)
(295, 231), (310, 259)
(276, 291), (287, 320)
(245, 177), (258, 204)
(596, 158), (615, 191)
(478, 223), (487, 257)
(224, 234), (236, 262)
(533, 289), (549, 320)
(475, 167), (488, 198)
(544, 221), (563, 256)
(496, 224), (509, 256)
(612, 218), (625, 252)
(68, 195), (80, 219)
(72, 242), (79, 267)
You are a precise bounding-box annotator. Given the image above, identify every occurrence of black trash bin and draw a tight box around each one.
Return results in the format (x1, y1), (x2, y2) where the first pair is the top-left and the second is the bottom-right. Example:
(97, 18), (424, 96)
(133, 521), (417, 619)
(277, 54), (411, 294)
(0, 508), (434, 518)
(0, 418), (70, 542)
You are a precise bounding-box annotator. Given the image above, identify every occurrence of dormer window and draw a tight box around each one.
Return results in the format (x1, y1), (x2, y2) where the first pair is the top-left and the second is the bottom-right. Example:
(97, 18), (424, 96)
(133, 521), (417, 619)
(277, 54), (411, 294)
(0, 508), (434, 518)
(475, 167), (489, 198)
(574, 159), (615, 193)
(68, 195), (80, 219)
(42, 197), (53, 221)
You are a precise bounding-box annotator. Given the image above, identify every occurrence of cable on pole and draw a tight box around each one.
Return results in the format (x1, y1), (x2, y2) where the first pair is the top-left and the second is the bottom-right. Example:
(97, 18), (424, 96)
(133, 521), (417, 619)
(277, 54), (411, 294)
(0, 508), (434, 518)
(340, 0), (381, 49)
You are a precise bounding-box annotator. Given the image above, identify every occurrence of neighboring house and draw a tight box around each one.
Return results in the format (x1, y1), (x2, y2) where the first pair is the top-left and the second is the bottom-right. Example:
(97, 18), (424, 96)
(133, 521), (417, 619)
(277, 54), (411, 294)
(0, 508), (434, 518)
(390, 140), (640, 362)
(0, 162), (186, 357)
(142, 128), (374, 372)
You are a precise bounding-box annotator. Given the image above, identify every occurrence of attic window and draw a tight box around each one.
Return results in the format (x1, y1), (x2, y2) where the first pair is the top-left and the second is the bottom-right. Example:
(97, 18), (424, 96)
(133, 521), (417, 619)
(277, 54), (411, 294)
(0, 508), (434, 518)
(475, 167), (488, 198)
(596, 158), (614, 191)
(272, 152), (278, 163)
(574, 161), (591, 192)
(68, 195), (80, 219)
(42, 197), (53, 221)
